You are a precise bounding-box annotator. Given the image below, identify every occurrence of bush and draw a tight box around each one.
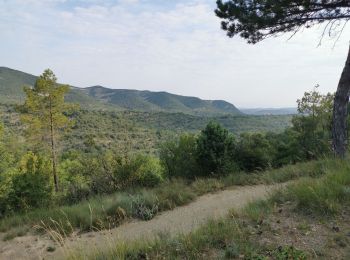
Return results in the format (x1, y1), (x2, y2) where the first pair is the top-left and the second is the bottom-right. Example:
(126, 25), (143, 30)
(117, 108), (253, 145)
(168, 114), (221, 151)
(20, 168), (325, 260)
(160, 134), (199, 179)
(112, 154), (164, 189)
(236, 133), (273, 172)
(0, 172), (16, 217)
(196, 122), (236, 176)
(0, 145), (17, 216)
(292, 116), (331, 160)
(59, 158), (91, 204)
(5, 152), (53, 213)
(134, 156), (164, 187)
(266, 130), (302, 167)
(60, 151), (164, 197)
(130, 193), (159, 220)
(84, 154), (116, 194)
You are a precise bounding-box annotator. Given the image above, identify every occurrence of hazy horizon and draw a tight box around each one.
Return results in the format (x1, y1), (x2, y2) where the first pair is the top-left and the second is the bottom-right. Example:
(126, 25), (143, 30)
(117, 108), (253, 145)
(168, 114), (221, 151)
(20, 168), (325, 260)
(1, 0), (349, 108)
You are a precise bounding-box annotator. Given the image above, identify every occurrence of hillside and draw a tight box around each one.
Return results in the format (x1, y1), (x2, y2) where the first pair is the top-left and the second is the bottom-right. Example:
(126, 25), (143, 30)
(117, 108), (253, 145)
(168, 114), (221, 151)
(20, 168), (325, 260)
(84, 86), (241, 115)
(240, 107), (297, 115)
(0, 67), (241, 116)
(0, 104), (292, 154)
(0, 67), (37, 104)
(0, 67), (111, 110)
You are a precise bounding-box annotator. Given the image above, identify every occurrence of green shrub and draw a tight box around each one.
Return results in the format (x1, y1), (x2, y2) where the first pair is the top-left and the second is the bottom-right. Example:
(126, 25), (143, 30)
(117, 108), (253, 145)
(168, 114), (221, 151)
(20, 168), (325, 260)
(160, 134), (199, 179)
(6, 152), (53, 213)
(134, 156), (164, 187)
(77, 154), (112, 194)
(115, 155), (164, 188)
(196, 122), (236, 176)
(292, 116), (331, 160)
(59, 158), (91, 204)
(0, 166), (17, 217)
(130, 193), (159, 220)
(236, 132), (273, 172)
(0, 125), (18, 216)
(72, 152), (164, 196)
(266, 129), (302, 167)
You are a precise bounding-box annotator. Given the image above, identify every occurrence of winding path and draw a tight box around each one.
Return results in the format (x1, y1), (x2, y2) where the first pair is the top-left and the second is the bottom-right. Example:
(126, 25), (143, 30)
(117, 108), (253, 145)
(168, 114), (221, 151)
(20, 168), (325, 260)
(0, 183), (287, 260)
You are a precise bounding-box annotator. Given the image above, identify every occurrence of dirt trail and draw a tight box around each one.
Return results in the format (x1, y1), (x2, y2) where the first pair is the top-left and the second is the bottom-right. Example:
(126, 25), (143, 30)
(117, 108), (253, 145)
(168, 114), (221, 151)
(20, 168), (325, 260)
(0, 183), (287, 260)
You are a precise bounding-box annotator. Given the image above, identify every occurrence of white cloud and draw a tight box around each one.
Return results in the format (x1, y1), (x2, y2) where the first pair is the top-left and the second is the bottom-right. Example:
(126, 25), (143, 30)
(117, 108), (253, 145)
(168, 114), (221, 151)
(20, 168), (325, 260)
(118, 0), (139, 4)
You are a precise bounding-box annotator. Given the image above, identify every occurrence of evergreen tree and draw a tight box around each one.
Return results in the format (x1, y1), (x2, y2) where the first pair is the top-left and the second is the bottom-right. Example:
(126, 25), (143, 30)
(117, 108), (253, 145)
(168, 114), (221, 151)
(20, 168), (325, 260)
(196, 122), (236, 176)
(20, 69), (75, 192)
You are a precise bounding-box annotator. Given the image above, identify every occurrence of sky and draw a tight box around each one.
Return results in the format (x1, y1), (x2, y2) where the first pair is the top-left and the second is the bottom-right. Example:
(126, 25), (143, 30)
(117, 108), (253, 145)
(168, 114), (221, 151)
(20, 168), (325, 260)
(1, 0), (350, 108)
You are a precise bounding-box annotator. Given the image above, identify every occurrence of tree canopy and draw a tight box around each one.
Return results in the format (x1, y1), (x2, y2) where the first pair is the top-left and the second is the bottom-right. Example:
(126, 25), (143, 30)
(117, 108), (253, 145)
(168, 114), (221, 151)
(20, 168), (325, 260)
(215, 0), (350, 44)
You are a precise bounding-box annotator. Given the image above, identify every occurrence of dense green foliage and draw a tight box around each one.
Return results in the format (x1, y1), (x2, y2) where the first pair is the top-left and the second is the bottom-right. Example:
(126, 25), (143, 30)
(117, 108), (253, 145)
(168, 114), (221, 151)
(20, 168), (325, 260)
(160, 123), (238, 178)
(160, 89), (334, 178)
(6, 152), (52, 213)
(58, 152), (164, 204)
(160, 134), (199, 179)
(196, 122), (236, 176)
(0, 109), (294, 216)
(0, 103), (293, 154)
(236, 132), (273, 171)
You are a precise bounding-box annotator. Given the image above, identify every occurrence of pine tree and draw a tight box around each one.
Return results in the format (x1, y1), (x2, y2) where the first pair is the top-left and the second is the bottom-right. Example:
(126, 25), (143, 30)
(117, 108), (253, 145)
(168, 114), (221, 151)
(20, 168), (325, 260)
(20, 69), (75, 192)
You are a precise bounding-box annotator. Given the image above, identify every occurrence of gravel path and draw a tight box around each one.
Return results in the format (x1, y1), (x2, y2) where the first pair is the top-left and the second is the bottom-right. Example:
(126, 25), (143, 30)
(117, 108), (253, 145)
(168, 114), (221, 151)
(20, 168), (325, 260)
(0, 183), (286, 260)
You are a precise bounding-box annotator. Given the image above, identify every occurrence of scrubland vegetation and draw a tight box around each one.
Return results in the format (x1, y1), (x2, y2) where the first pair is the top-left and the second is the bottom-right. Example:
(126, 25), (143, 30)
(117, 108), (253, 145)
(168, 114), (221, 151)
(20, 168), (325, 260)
(75, 158), (350, 260)
(0, 70), (347, 260)
(0, 158), (334, 235)
(0, 72), (335, 227)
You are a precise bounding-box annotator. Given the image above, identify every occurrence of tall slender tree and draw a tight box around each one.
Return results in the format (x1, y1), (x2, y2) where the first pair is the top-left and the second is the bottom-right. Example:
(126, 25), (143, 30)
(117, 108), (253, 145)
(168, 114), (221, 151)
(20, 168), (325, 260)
(215, 0), (350, 157)
(20, 69), (74, 192)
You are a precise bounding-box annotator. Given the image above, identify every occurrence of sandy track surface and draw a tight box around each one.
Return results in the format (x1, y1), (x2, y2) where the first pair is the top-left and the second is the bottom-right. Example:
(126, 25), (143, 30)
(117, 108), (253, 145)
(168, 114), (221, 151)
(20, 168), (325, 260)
(0, 183), (286, 260)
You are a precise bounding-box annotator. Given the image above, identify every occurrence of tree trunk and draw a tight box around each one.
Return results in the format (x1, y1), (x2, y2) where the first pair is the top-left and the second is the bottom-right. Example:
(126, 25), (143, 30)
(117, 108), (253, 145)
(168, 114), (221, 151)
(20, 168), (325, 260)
(51, 123), (59, 192)
(332, 44), (350, 158)
(49, 100), (59, 192)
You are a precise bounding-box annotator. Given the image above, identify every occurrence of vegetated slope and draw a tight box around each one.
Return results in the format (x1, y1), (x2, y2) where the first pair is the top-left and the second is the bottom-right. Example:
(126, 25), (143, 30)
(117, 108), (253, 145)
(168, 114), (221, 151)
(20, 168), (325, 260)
(0, 104), (293, 153)
(0, 67), (36, 104)
(0, 67), (241, 116)
(80, 85), (242, 116)
(0, 67), (116, 110)
(241, 107), (297, 115)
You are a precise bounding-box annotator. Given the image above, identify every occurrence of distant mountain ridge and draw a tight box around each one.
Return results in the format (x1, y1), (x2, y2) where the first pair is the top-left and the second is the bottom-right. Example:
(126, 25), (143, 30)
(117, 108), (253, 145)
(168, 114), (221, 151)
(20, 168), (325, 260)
(0, 67), (241, 116)
(83, 86), (241, 115)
